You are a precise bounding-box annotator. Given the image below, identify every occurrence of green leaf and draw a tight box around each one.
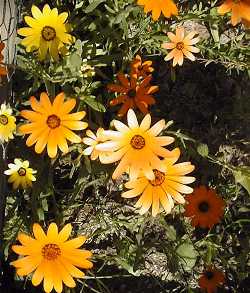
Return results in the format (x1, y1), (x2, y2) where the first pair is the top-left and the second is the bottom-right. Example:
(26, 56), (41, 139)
(84, 0), (106, 13)
(83, 96), (106, 112)
(197, 143), (209, 157)
(233, 167), (250, 195)
(176, 242), (198, 271)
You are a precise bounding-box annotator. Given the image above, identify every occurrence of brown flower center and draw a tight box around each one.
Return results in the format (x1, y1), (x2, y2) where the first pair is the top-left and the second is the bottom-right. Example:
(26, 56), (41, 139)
(18, 167), (26, 176)
(130, 135), (145, 149)
(47, 115), (61, 129)
(127, 89), (137, 98)
(41, 26), (56, 41)
(205, 271), (214, 280)
(198, 201), (210, 213)
(0, 114), (8, 125)
(42, 243), (61, 260)
(150, 170), (165, 186)
(176, 42), (184, 50)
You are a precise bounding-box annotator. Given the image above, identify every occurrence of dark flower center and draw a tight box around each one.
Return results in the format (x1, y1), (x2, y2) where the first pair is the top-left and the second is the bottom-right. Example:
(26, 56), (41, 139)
(205, 271), (214, 280)
(150, 170), (165, 186)
(127, 89), (137, 98)
(176, 42), (184, 50)
(18, 167), (26, 176)
(42, 26), (56, 41)
(198, 201), (210, 213)
(0, 114), (8, 125)
(130, 135), (145, 149)
(42, 243), (61, 260)
(47, 114), (61, 129)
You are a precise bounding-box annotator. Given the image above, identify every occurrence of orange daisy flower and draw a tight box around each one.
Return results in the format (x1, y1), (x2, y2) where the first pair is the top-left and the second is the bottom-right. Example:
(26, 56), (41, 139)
(0, 41), (7, 76)
(218, 0), (250, 26)
(122, 148), (195, 216)
(108, 72), (158, 116)
(137, 0), (178, 21)
(199, 266), (225, 293)
(184, 186), (225, 229)
(162, 27), (200, 67)
(19, 92), (88, 158)
(130, 55), (154, 79)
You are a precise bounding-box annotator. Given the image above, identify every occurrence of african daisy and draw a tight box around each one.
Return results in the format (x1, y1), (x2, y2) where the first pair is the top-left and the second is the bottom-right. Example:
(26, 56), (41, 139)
(0, 103), (16, 142)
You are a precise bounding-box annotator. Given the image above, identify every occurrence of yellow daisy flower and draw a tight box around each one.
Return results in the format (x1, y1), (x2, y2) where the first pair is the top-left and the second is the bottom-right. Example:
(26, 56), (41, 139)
(18, 4), (75, 60)
(83, 128), (110, 161)
(162, 27), (200, 67)
(137, 0), (178, 21)
(11, 223), (93, 293)
(4, 158), (37, 189)
(19, 92), (88, 158)
(0, 103), (16, 142)
(96, 109), (175, 181)
(122, 148), (195, 216)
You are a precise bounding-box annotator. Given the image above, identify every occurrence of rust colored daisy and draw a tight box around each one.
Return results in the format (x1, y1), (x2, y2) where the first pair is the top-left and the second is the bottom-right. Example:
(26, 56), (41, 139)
(137, 0), (178, 21)
(0, 41), (7, 76)
(199, 266), (225, 293)
(130, 55), (154, 79)
(218, 0), (250, 26)
(184, 186), (225, 229)
(108, 72), (158, 116)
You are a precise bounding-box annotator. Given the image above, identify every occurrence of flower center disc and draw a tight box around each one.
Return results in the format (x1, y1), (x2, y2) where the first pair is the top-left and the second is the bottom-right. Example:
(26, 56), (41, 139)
(150, 170), (165, 186)
(127, 89), (137, 98)
(176, 42), (184, 50)
(205, 271), (214, 280)
(130, 135), (145, 149)
(47, 115), (61, 129)
(0, 114), (8, 125)
(198, 201), (210, 213)
(18, 167), (26, 176)
(42, 243), (61, 260)
(42, 26), (56, 41)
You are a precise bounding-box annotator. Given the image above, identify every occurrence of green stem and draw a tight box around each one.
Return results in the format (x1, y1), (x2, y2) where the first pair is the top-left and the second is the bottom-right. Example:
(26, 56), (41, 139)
(44, 79), (55, 100)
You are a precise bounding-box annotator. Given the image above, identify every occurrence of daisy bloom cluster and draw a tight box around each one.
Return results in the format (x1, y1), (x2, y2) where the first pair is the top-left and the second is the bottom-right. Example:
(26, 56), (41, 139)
(162, 26), (200, 67)
(11, 223), (93, 293)
(4, 159), (37, 189)
(19, 92), (88, 158)
(0, 41), (7, 77)
(137, 0), (178, 21)
(199, 266), (225, 293)
(184, 186), (225, 229)
(108, 56), (158, 116)
(0, 103), (16, 142)
(218, 0), (250, 26)
(18, 4), (75, 61)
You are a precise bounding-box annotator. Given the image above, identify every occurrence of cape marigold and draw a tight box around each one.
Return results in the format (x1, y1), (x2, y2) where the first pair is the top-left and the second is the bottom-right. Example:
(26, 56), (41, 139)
(108, 72), (158, 116)
(4, 159), (37, 189)
(19, 92), (88, 158)
(96, 109), (175, 181)
(83, 128), (110, 161)
(137, 0), (178, 21)
(162, 27), (200, 67)
(130, 55), (154, 79)
(122, 148), (195, 216)
(11, 223), (93, 293)
(0, 41), (7, 76)
(18, 4), (75, 60)
(184, 186), (225, 229)
(0, 104), (16, 142)
(218, 0), (250, 26)
(199, 266), (225, 293)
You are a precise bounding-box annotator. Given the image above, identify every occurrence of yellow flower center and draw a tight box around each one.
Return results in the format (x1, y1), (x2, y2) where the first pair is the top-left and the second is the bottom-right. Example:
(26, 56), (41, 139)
(150, 170), (165, 186)
(41, 26), (56, 41)
(18, 167), (26, 176)
(47, 115), (61, 129)
(42, 243), (61, 260)
(127, 89), (137, 98)
(0, 114), (8, 125)
(198, 201), (210, 213)
(130, 135), (145, 149)
(176, 42), (184, 50)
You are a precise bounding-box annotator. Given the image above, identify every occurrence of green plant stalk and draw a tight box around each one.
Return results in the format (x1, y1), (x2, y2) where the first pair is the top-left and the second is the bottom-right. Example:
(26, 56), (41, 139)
(44, 79), (56, 100)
